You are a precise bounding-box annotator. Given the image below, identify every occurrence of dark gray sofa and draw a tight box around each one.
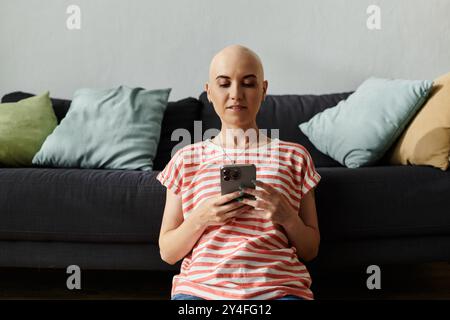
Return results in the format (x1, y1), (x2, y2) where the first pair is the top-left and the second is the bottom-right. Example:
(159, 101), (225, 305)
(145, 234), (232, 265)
(1, 91), (449, 274)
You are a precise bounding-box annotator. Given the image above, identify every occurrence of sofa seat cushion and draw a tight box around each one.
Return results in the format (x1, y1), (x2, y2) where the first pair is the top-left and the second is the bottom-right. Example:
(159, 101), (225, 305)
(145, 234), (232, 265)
(0, 168), (165, 244)
(316, 165), (450, 241)
(2, 165), (448, 245)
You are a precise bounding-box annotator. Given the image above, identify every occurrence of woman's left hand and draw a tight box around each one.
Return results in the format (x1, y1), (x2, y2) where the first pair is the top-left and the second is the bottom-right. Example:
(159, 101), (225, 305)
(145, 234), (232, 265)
(239, 180), (298, 228)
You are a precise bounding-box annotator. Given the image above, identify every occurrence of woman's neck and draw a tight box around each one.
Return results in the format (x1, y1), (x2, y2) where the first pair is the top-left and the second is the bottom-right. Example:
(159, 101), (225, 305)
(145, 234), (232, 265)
(213, 126), (271, 149)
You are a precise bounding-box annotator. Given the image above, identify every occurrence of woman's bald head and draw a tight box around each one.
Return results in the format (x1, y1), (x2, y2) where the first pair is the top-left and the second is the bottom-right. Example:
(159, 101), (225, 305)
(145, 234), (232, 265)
(208, 45), (265, 82)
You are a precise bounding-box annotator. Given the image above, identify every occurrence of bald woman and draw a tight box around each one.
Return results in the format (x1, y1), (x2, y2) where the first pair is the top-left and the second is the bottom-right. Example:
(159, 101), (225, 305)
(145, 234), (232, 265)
(157, 45), (321, 300)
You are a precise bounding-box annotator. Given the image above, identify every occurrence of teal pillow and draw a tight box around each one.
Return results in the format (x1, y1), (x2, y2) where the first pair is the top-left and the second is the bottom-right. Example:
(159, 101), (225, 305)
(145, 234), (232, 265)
(32, 86), (171, 170)
(299, 78), (433, 168)
(0, 92), (57, 166)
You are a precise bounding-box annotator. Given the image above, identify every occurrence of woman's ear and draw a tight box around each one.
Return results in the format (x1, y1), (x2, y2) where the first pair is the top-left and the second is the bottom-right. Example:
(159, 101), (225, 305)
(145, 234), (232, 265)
(262, 80), (268, 102)
(204, 83), (211, 103)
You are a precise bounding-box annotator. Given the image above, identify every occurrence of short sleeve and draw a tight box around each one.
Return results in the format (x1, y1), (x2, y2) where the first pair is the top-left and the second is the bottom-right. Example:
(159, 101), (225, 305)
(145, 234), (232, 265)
(156, 148), (184, 196)
(297, 146), (321, 198)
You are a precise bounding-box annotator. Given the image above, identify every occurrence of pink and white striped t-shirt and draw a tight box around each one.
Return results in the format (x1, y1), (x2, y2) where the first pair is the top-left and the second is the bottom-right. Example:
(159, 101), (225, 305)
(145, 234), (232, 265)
(156, 137), (321, 300)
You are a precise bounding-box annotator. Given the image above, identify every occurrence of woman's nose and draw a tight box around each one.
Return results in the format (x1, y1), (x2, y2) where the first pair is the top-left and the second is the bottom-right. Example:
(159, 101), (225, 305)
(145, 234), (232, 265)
(229, 83), (243, 101)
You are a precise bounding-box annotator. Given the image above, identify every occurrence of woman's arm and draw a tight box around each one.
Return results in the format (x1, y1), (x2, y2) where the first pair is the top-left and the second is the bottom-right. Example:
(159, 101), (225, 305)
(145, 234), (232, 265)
(240, 181), (321, 262)
(282, 188), (320, 262)
(158, 189), (208, 265)
(159, 189), (249, 265)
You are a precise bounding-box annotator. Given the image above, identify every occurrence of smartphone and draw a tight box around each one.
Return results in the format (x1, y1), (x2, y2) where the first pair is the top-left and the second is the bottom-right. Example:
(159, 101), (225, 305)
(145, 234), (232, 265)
(220, 164), (257, 204)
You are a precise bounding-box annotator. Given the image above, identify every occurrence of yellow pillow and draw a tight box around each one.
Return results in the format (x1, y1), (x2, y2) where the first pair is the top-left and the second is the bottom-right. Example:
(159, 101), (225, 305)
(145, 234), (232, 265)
(389, 72), (450, 171)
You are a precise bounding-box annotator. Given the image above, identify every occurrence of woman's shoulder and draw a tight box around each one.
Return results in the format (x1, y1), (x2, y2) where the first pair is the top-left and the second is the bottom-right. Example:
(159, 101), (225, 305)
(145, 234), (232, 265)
(276, 139), (317, 166)
(277, 139), (311, 154)
(172, 140), (209, 158)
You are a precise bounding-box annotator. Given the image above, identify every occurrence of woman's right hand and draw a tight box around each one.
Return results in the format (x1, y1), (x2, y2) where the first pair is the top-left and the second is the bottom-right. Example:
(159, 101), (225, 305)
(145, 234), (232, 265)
(190, 191), (252, 228)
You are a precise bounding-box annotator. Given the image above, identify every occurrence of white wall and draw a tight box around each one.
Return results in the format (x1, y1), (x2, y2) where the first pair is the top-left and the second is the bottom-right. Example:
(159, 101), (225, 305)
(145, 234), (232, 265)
(1, 0), (449, 101)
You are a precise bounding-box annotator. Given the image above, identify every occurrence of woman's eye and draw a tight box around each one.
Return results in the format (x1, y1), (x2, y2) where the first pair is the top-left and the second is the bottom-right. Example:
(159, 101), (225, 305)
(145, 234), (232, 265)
(218, 83), (255, 88)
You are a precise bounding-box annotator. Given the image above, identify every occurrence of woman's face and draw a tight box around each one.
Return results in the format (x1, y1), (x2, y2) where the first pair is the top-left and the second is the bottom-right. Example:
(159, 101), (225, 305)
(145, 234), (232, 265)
(205, 50), (268, 130)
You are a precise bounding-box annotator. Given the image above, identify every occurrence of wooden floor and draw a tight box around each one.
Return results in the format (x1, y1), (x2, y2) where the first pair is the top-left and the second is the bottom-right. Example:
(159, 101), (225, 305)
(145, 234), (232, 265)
(0, 262), (449, 300)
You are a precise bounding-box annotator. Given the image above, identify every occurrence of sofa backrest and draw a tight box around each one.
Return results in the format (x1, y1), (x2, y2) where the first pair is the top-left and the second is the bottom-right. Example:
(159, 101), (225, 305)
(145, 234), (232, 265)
(2, 90), (354, 170)
(1, 91), (204, 171)
(198, 91), (352, 167)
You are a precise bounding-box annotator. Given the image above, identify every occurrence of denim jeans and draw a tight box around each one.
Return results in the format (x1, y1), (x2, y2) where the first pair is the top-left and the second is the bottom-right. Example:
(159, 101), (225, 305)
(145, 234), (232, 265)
(171, 293), (304, 300)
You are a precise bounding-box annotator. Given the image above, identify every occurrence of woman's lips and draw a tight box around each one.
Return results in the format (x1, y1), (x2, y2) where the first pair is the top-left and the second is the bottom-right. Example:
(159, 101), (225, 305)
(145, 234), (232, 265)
(227, 105), (247, 111)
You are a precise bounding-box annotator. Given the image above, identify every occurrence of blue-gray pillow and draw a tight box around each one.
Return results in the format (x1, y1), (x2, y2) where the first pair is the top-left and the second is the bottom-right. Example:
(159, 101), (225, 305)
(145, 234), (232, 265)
(32, 86), (171, 170)
(299, 78), (433, 168)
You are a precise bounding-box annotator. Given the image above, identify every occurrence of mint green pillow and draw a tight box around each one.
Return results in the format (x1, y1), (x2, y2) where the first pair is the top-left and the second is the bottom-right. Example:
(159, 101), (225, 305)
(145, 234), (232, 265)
(299, 78), (433, 168)
(0, 92), (57, 166)
(32, 86), (171, 170)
